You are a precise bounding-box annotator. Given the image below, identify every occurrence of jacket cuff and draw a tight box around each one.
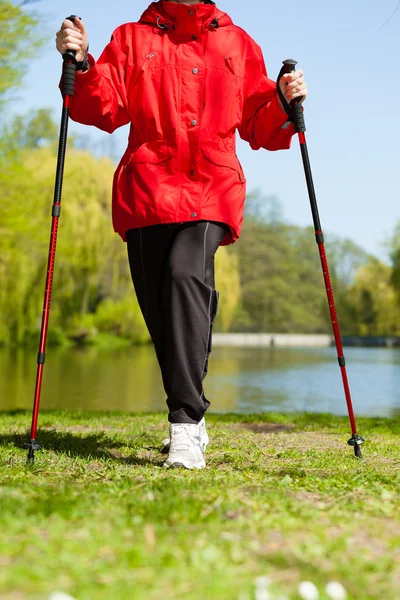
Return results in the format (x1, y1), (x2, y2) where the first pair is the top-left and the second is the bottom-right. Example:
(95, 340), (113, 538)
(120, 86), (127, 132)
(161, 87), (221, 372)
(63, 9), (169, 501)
(74, 54), (99, 83)
(270, 94), (293, 128)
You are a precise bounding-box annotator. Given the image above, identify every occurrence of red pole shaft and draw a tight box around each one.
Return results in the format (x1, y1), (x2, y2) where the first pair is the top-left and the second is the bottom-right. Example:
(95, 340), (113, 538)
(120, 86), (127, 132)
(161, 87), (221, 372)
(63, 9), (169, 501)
(27, 90), (72, 449)
(25, 42), (77, 462)
(297, 131), (358, 436)
(29, 209), (60, 441)
(316, 236), (357, 434)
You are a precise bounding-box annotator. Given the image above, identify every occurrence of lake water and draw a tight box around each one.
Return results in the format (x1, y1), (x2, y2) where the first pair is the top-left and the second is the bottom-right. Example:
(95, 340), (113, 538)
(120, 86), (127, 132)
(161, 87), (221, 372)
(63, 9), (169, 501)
(1, 345), (400, 418)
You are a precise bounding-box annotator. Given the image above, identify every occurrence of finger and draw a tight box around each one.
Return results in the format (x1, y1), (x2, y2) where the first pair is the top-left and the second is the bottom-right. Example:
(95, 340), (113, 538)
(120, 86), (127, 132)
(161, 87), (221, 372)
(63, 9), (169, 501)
(289, 70), (303, 81)
(287, 87), (308, 102)
(288, 84), (307, 96)
(285, 74), (304, 86)
(62, 18), (79, 32)
(285, 79), (304, 91)
(62, 42), (82, 52)
(280, 73), (292, 84)
(283, 70), (304, 85)
(73, 17), (86, 34)
(63, 31), (83, 43)
(63, 27), (83, 37)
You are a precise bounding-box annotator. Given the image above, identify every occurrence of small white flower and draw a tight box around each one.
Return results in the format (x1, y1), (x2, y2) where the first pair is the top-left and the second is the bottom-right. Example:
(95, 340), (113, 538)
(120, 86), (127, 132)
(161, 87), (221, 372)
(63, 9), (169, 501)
(254, 576), (271, 600)
(255, 591), (270, 600)
(298, 581), (319, 600)
(255, 576), (271, 589)
(325, 581), (347, 600)
(48, 593), (76, 600)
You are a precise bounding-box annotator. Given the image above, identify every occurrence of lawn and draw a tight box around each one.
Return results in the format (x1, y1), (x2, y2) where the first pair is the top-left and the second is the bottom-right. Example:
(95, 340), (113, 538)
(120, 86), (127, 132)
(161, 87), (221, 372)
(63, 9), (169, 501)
(0, 410), (399, 599)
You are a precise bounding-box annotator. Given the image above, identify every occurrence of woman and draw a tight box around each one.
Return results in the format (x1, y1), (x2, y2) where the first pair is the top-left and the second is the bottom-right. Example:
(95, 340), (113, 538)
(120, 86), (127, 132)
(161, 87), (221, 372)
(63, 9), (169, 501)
(56, 0), (308, 469)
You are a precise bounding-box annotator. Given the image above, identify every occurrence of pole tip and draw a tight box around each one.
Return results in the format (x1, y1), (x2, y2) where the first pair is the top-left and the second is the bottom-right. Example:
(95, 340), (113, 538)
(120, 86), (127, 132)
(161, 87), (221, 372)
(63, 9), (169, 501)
(347, 434), (364, 459)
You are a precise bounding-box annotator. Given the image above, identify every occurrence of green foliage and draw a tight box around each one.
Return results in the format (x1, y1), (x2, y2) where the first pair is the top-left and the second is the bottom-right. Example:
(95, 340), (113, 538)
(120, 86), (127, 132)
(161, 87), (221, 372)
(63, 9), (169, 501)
(0, 136), (148, 346)
(233, 192), (400, 336)
(90, 297), (149, 343)
(0, 0), (43, 105)
(11, 108), (58, 148)
(325, 235), (371, 287)
(234, 216), (327, 333)
(388, 222), (400, 305)
(215, 247), (240, 332)
(349, 259), (400, 336)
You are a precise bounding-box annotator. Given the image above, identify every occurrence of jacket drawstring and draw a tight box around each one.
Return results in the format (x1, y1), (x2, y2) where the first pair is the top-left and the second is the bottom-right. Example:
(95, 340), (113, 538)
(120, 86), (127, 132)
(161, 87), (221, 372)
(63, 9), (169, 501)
(156, 16), (169, 30)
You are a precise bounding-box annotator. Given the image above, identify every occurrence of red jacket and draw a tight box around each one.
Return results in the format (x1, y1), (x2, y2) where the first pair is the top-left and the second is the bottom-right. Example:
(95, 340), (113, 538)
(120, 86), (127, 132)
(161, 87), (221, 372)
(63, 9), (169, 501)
(69, 0), (295, 244)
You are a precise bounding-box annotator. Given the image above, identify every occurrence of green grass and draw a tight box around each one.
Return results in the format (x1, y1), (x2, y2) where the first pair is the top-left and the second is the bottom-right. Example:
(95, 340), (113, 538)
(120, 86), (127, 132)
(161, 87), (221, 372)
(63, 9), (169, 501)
(1, 411), (399, 600)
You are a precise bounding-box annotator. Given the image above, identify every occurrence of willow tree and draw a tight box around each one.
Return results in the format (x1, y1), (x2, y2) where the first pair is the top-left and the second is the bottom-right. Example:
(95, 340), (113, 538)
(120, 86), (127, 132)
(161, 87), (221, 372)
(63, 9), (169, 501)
(0, 142), (148, 345)
(215, 247), (241, 332)
(0, 0), (42, 102)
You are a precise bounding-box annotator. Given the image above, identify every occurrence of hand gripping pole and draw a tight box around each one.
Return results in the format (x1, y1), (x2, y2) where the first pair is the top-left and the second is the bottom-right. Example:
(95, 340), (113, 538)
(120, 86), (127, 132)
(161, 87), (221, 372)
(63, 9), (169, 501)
(24, 16), (79, 465)
(277, 59), (364, 458)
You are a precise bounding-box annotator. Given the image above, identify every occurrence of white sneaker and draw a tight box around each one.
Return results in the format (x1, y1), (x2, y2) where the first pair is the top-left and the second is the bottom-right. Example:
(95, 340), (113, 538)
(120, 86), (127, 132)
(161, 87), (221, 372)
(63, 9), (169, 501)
(162, 417), (209, 454)
(163, 423), (206, 469)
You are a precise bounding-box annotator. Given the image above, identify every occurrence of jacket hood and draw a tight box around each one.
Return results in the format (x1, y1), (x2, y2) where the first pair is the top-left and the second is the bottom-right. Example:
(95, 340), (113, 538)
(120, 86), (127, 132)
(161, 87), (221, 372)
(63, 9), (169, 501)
(139, 1), (233, 32)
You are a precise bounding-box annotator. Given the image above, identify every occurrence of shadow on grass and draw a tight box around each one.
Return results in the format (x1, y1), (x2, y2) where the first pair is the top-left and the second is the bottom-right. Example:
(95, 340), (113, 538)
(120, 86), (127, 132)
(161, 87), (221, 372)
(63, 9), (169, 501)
(0, 429), (164, 467)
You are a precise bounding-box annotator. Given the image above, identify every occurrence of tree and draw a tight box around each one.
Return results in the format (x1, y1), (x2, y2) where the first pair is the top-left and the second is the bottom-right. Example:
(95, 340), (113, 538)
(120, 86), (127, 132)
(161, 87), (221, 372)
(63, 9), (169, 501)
(325, 235), (371, 287)
(0, 143), (148, 345)
(388, 221), (400, 305)
(244, 189), (285, 225)
(0, 1), (43, 105)
(12, 108), (58, 148)
(233, 216), (327, 333)
(350, 260), (400, 336)
(323, 234), (372, 335)
(214, 247), (240, 332)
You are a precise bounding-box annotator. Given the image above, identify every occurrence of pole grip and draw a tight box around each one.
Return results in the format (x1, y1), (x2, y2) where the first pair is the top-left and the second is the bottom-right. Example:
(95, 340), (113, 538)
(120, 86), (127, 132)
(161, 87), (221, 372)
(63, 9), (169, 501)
(277, 58), (306, 133)
(61, 15), (80, 97)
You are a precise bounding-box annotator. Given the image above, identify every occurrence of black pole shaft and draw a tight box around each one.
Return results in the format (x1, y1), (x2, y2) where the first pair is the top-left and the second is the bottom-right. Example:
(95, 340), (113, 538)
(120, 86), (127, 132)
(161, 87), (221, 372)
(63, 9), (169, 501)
(299, 143), (321, 233)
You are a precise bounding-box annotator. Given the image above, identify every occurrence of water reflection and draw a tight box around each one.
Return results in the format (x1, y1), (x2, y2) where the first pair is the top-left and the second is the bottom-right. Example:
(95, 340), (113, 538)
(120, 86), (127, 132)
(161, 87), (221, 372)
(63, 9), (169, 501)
(1, 345), (400, 417)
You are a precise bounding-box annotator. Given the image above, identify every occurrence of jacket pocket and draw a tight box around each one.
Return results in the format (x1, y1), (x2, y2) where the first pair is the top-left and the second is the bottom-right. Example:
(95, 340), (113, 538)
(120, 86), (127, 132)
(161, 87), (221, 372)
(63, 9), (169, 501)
(201, 147), (246, 183)
(124, 141), (175, 172)
(224, 56), (235, 75)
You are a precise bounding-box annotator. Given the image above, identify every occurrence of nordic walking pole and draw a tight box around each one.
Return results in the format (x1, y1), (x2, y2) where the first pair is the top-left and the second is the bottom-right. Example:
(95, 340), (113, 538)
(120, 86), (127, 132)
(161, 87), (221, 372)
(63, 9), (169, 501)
(24, 16), (79, 464)
(277, 59), (365, 458)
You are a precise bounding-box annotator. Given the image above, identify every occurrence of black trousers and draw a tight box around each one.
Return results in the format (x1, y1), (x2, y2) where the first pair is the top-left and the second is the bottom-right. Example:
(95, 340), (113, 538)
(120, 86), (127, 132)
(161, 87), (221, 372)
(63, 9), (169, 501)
(126, 221), (227, 424)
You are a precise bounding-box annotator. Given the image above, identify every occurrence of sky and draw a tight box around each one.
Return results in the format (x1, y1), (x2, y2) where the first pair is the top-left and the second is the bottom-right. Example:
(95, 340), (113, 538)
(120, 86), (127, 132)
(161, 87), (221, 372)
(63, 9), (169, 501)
(12, 0), (400, 260)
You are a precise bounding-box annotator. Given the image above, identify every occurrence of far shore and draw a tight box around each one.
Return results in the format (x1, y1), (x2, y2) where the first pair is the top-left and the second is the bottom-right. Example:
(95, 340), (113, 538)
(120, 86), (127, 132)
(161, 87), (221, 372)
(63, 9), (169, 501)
(212, 333), (400, 348)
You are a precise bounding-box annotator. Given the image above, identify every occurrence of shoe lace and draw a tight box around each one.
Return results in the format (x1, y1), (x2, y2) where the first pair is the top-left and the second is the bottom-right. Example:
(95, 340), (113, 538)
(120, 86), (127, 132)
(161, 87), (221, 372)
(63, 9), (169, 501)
(170, 424), (200, 452)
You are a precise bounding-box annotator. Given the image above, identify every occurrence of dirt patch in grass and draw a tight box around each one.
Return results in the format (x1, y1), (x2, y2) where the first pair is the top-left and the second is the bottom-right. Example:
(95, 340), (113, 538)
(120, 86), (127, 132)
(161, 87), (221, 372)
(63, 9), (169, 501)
(44, 424), (128, 433)
(294, 491), (326, 504)
(228, 424), (345, 453)
(240, 423), (295, 434)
